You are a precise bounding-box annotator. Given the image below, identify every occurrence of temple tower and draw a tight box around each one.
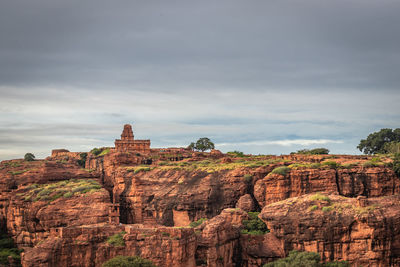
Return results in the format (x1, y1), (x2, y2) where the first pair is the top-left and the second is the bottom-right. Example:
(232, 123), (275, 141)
(114, 124), (151, 154)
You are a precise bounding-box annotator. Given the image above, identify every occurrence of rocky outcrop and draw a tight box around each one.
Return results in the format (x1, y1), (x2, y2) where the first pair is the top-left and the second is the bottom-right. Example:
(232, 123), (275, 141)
(259, 193), (400, 266)
(235, 194), (255, 212)
(254, 167), (399, 207)
(196, 208), (248, 267)
(7, 189), (110, 247)
(22, 224), (197, 267)
(107, 167), (252, 226)
(1, 152), (399, 267)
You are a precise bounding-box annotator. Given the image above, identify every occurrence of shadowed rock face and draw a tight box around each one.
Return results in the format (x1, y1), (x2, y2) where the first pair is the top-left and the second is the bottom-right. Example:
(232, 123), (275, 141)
(0, 152), (399, 267)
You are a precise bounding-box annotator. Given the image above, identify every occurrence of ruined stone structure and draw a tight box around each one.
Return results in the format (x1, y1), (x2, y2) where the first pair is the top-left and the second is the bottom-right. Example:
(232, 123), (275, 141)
(114, 124), (151, 154)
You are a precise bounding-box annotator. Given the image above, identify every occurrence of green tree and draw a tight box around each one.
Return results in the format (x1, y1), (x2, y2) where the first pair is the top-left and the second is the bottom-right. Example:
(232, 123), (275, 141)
(24, 153), (35, 161)
(358, 128), (400, 154)
(383, 141), (400, 154)
(191, 137), (215, 152)
(187, 142), (196, 151)
(296, 148), (329, 155)
(102, 256), (155, 267)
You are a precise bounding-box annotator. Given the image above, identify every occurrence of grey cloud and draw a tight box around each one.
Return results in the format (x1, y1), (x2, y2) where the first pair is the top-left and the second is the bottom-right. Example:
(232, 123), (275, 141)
(0, 0), (399, 160)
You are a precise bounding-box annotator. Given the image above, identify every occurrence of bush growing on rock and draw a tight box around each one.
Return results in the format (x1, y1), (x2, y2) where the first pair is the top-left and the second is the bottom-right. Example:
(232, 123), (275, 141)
(393, 153), (400, 177)
(241, 212), (269, 235)
(106, 231), (126, 247)
(24, 153), (35, 161)
(263, 250), (350, 267)
(321, 161), (340, 169)
(189, 218), (207, 228)
(90, 148), (102, 156)
(0, 234), (23, 265)
(102, 255), (155, 267)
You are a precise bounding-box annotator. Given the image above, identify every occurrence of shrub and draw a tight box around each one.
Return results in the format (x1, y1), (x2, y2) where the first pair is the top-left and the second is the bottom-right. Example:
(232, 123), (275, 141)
(362, 161), (380, 168)
(322, 161), (340, 169)
(0, 235), (23, 265)
(24, 153), (35, 161)
(270, 166), (290, 176)
(241, 212), (269, 235)
(310, 193), (331, 203)
(322, 206), (333, 212)
(342, 163), (358, 169)
(393, 153), (400, 177)
(134, 167), (151, 174)
(263, 250), (350, 267)
(102, 255), (156, 267)
(243, 174), (253, 183)
(310, 163), (321, 169)
(309, 205), (318, 211)
(77, 153), (87, 168)
(227, 151), (245, 157)
(106, 231), (126, 247)
(90, 148), (102, 156)
(189, 218), (207, 228)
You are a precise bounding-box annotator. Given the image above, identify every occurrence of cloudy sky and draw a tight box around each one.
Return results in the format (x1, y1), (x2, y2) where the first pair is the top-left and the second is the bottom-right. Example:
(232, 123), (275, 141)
(0, 0), (399, 160)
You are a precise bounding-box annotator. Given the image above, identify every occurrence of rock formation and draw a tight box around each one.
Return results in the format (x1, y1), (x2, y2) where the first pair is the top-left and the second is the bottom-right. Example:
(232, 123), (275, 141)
(0, 126), (398, 266)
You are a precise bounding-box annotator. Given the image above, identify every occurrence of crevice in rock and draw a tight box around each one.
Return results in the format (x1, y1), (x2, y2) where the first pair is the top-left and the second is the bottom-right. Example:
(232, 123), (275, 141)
(335, 170), (342, 196)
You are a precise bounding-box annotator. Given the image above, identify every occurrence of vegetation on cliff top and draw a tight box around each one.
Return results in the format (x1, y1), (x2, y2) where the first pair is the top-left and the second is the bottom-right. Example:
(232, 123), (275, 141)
(24, 153), (35, 161)
(293, 148), (330, 155)
(20, 179), (102, 203)
(188, 137), (215, 152)
(102, 255), (155, 267)
(358, 128), (400, 154)
(264, 250), (350, 267)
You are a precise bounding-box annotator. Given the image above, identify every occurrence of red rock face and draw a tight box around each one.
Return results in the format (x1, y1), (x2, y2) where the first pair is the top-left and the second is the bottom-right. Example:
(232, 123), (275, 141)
(7, 189), (110, 248)
(259, 194), (400, 266)
(0, 152), (399, 267)
(254, 167), (399, 207)
(21, 224), (197, 267)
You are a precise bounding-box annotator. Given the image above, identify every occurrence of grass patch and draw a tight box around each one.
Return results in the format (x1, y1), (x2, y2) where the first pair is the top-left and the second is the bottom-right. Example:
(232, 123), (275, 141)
(362, 161), (383, 168)
(21, 179), (102, 203)
(310, 193), (331, 203)
(8, 169), (29, 175)
(98, 148), (111, 157)
(240, 212), (269, 235)
(321, 161), (340, 169)
(270, 166), (290, 176)
(102, 256), (155, 267)
(308, 205), (318, 211)
(354, 204), (378, 215)
(154, 158), (285, 173)
(321, 206), (333, 212)
(106, 231), (127, 247)
(189, 218), (207, 228)
(126, 166), (153, 174)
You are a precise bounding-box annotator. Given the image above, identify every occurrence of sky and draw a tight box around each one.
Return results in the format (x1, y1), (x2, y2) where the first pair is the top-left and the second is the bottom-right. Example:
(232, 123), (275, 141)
(0, 0), (399, 160)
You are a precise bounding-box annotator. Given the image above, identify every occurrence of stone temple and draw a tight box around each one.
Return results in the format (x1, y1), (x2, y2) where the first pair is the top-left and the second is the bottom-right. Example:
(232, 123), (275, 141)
(114, 124), (151, 154)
